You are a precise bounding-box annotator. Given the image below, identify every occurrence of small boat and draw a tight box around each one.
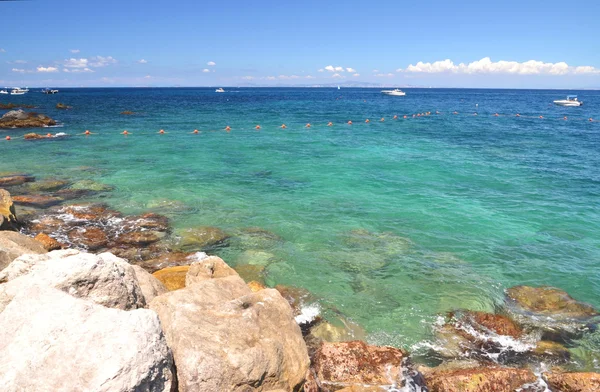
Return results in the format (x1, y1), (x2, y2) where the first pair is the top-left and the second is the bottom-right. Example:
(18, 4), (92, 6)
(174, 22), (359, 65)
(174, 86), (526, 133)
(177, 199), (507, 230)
(381, 88), (406, 96)
(41, 88), (59, 94)
(0, 89), (8, 95)
(215, 88), (225, 93)
(337, 85), (340, 90)
(10, 87), (28, 95)
(553, 95), (582, 107)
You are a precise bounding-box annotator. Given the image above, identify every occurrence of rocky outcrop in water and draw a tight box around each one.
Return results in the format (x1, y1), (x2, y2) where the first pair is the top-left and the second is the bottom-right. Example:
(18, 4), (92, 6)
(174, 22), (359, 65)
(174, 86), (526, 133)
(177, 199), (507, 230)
(176, 226), (231, 252)
(0, 103), (35, 109)
(0, 189), (18, 231)
(55, 102), (72, 109)
(543, 372), (600, 392)
(0, 110), (56, 128)
(422, 366), (537, 392)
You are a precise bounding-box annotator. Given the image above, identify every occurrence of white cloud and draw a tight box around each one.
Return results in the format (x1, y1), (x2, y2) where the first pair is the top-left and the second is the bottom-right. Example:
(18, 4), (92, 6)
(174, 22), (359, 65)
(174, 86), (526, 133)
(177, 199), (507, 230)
(375, 73), (395, 77)
(202, 68), (210, 73)
(144, 75), (151, 79)
(266, 76), (276, 80)
(63, 67), (94, 73)
(318, 68), (324, 72)
(346, 67), (356, 73)
(70, 49), (80, 53)
(372, 69), (379, 73)
(323, 65), (354, 73)
(13, 60), (27, 64)
(353, 73), (360, 77)
(138, 59), (148, 64)
(207, 61), (216, 66)
(400, 57), (600, 75)
(306, 75), (315, 79)
(324, 65), (335, 72)
(12, 68), (25, 73)
(332, 73), (342, 78)
(290, 75), (299, 79)
(64, 58), (89, 68)
(89, 56), (117, 67)
(37, 66), (59, 73)
(242, 76), (254, 80)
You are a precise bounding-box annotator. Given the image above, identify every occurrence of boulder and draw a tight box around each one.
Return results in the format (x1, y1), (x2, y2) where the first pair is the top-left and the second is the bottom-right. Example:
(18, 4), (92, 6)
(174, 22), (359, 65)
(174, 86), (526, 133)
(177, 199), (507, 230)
(424, 366), (537, 392)
(34, 232), (63, 251)
(0, 250), (146, 311)
(140, 251), (204, 273)
(116, 230), (164, 246)
(185, 255), (238, 286)
(69, 179), (115, 192)
(247, 280), (266, 292)
(131, 265), (168, 304)
(236, 249), (278, 266)
(275, 284), (315, 315)
(0, 285), (174, 392)
(0, 175), (34, 187)
(0, 189), (19, 230)
(12, 194), (64, 208)
(150, 275), (309, 391)
(543, 372), (600, 392)
(231, 226), (282, 250)
(26, 179), (70, 192)
(312, 341), (408, 387)
(0, 231), (46, 271)
(463, 311), (523, 338)
(234, 263), (266, 284)
(310, 319), (367, 343)
(0, 110), (56, 129)
(532, 340), (570, 361)
(152, 266), (190, 291)
(176, 226), (230, 251)
(55, 102), (72, 109)
(23, 132), (46, 140)
(68, 226), (109, 251)
(122, 213), (170, 232)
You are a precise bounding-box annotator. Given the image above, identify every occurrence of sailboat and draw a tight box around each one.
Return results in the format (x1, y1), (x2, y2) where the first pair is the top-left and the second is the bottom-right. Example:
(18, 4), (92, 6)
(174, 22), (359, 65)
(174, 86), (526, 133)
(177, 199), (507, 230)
(337, 85), (340, 90)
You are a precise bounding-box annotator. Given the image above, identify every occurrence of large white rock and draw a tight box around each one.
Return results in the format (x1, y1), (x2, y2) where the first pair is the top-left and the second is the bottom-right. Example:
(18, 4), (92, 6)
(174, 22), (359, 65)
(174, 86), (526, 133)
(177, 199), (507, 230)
(150, 274), (310, 392)
(0, 231), (46, 272)
(131, 264), (168, 304)
(0, 285), (174, 392)
(0, 250), (145, 312)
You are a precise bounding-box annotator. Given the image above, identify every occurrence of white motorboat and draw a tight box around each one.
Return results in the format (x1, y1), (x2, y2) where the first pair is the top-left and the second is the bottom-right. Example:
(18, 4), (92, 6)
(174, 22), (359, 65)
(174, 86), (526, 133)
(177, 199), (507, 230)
(553, 95), (583, 107)
(0, 89), (8, 95)
(10, 87), (28, 95)
(381, 88), (406, 96)
(41, 88), (59, 94)
(215, 88), (225, 93)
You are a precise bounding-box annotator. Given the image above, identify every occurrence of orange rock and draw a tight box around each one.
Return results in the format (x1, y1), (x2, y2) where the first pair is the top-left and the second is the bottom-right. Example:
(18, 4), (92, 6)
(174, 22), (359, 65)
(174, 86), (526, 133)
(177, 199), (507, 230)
(543, 372), (600, 392)
(247, 280), (266, 292)
(425, 367), (537, 392)
(12, 194), (63, 209)
(67, 227), (108, 251)
(34, 233), (62, 251)
(152, 266), (189, 291)
(506, 285), (598, 318)
(468, 311), (522, 338)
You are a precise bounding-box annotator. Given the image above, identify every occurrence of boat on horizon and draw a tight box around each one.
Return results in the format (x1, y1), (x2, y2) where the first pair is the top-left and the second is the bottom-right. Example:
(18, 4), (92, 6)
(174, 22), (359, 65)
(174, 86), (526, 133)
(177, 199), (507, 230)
(215, 88), (225, 93)
(10, 87), (29, 95)
(553, 95), (582, 107)
(0, 89), (8, 95)
(41, 88), (59, 94)
(381, 88), (406, 96)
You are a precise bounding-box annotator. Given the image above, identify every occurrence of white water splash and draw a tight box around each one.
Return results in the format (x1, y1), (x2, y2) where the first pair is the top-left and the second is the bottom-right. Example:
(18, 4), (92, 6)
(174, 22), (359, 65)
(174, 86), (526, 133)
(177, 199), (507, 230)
(294, 304), (320, 325)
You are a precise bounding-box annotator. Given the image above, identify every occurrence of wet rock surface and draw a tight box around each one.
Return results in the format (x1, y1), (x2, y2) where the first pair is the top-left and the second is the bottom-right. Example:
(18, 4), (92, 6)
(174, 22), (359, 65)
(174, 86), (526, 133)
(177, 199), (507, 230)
(176, 226), (231, 252)
(0, 110), (57, 128)
(152, 266), (189, 291)
(543, 372), (600, 392)
(423, 366), (537, 392)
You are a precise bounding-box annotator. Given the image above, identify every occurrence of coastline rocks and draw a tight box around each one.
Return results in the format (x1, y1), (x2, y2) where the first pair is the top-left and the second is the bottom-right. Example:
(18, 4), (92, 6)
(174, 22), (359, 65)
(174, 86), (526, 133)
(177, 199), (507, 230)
(312, 340), (409, 388)
(152, 266), (190, 291)
(68, 226), (109, 250)
(0, 231), (46, 272)
(185, 255), (237, 286)
(0, 285), (174, 392)
(141, 251), (204, 273)
(462, 311), (523, 339)
(12, 194), (64, 208)
(24, 132), (46, 139)
(247, 280), (266, 292)
(543, 372), (600, 392)
(176, 226), (230, 252)
(234, 263), (266, 284)
(26, 178), (70, 192)
(131, 265), (168, 304)
(34, 232), (63, 251)
(69, 179), (115, 192)
(309, 318), (367, 343)
(0, 189), (19, 231)
(116, 230), (165, 246)
(0, 174), (35, 187)
(150, 274), (309, 391)
(0, 110), (57, 128)
(0, 250), (146, 311)
(55, 102), (72, 109)
(423, 366), (537, 392)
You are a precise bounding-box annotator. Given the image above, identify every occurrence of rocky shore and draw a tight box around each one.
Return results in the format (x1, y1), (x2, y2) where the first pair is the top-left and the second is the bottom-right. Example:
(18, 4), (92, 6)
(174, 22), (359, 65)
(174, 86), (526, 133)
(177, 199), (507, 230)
(1, 173), (600, 391)
(0, 109), (57, 128)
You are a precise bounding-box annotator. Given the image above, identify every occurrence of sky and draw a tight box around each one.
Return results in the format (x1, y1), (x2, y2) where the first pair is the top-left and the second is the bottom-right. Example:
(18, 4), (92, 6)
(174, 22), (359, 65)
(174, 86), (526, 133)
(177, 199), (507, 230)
(1, 0), (599, 88)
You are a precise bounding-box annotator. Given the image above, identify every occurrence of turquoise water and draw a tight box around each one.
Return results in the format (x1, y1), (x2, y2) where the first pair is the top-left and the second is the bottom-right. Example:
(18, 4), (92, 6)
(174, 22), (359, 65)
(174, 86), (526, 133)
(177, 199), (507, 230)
(2, 88), (600, 354)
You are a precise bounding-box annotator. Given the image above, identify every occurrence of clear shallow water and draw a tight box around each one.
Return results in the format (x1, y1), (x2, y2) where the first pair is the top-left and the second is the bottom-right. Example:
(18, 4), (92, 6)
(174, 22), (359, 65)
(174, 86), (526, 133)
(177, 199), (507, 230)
(1, 88), (600, 355)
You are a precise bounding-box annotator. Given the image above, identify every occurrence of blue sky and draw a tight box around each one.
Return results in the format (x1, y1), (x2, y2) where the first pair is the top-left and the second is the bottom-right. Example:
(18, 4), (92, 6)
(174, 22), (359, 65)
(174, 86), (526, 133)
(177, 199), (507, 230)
(1, 0), (599, 88)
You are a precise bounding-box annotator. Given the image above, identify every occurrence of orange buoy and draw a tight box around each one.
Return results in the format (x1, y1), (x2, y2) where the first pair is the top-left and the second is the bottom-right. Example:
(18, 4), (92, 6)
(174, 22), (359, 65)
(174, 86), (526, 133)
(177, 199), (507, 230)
(453, 111), (458, 115)
(539, 116), (543, 119)
(403, 115), (407, 119)
(380, 117), (385, 122)
(494, 113), (499, 117)
(122, 130), (129, 135)
(305, 123), (311, 128)
(327, 122), (333, 126)
(255, 125), (261, 130)
(46, 133), (52, 138)
(159, 129), (165, 134)
(564, 116), (567, 120)
(281, 124), (287, 129)
(393, 115), (398, 120)
(365, 119), (370, 123)
(193, 129), (199, 134)
(5, 136), (10, 141)
(84, 130), (91, 135)
(225, 126), (231, 131)
(590, 118), (594, 122)
(347, 120), (352, 125)
(516, 114), (520, 117)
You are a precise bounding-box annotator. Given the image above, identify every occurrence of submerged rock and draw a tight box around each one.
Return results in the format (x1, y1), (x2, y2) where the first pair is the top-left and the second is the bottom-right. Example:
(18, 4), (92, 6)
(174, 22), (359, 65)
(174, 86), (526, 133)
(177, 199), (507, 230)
(233, 263), (266, 284)
(67, 227), (109, 251)
(26, 179), (70, 192)
(230, 226), (283, 250)
(341, 229), (413, 255)
(312, 340), (409, 388)
(69, 179), (115, 192)
(0, 231), (46, 272)
(0, 110), (57, 128)
(150, 274), (309, 391)
(235, 249), (278, 266)
(33, 233), (63, 251)
(55, 102), (72, 109)
(0, 175), (35, 187)
(0, 285), (174, 392)
(176, 226), (230, 251)
(309, 317), (367, 343)
(0, 189), (19, 231)
(543, 372), (600, 392)
(423, 366), (537, 392)
(12, 194), (64, 209)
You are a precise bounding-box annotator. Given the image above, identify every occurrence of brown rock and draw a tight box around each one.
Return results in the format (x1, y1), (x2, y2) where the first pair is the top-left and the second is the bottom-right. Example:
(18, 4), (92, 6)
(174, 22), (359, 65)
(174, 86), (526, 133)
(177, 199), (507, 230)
(106, 244), (167, 265)
(34, 233), (62, 251)
(60, 204), (121, 221)
(337, 386), (386, 392)
(0, 110), (57, 128)
(247, 280), (266, 292)
(177, 226), (230, 251)
(0, 175), (34, 187)
(533, 341), (570, 361)
(0, 231), (47, 272)
(152, 266), (189, 291)
(233, 263), (266, 284)
(12, 195), (63, 209)
(310, 318), (367, 343)
(0, 189), (19, 231)
(313, 341), (407, 387)
(185, 256), (238, 286)
(543, 372), (600, 392)
(130, 265), (168, 304)
(26, 179), (70, 192)
(467, 311), (522, 338)
(275, 284), (315, 315)
(506, 286), (598, 318)
(23, 133), (47, 140)
(425, 367), (537, 392)
(55, 103), (72, 110)
(141, 251), (198, 273)
(67, 227), (108, 251)
(120, 111), (135, 115)
(116, 230), (163, 246)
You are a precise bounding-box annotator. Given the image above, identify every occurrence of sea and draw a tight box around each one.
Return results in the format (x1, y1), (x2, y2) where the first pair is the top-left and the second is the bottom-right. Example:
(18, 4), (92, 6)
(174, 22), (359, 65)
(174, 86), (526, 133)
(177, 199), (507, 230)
(2, 87), (600, 367)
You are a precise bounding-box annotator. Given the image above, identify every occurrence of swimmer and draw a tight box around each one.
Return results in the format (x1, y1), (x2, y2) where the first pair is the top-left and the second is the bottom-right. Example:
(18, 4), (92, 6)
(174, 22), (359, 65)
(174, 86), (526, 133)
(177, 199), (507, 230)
(539, 116), (543, 119)
(306, 123), (311, 128)
(365, 119), (370, 123)
(255, 125), (261, 130)
(474, 113), (478, 116)
(393, 115), (398, 120)
(436, 111), (440, 114)
(327, 122), (333, 126)
(564, 116), (568, 120)
(590, 118), (594, 122)
(403, 115), (407, 119)
(516, 114), (520, 117)
(159, 129), (165, 134)
(122, 130), (129, 135)
(380, 117), (385, 122)
(453, 111), (458, 115)
(5, 136), (10, 141)
(192, 129), (199, 134)
(281, 124), (287, 129)
(347, 120), (352, 125)
(83, 130), (92, 135)
(225, 126), (231, 131)
(46, 133), (52, 138)
(495, 113), (499, 117)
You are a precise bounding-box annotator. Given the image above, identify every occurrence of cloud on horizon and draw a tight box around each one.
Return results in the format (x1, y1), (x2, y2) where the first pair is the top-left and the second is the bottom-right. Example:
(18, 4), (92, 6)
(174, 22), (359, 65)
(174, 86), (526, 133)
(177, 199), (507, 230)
(398, 57), (600, 75)
(70, 49), (80, 54)
(207, 61), (216, 66)
(64, 56), (117, 69)
(37, 66), (59, 73)
(138, 59), (148, 64)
